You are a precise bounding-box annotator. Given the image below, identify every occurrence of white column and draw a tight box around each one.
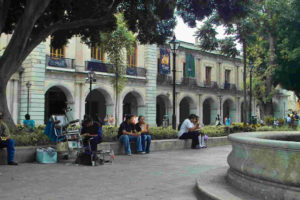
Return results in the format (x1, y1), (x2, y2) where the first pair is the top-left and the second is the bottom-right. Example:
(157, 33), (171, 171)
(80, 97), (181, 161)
(79, 83), (85, 120)
(236, 97), (240, 122)
(12, 80), (19, 123)
(198, 94), (203, 126)
(74, 83), (80, 120)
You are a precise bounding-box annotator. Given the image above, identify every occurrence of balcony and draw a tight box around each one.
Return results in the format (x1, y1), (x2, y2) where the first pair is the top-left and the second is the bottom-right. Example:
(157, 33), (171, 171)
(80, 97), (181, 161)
(157, 74), (173, 85)
(46, 55), (75, 69)
(204, 81), (218, 89)
(181, 77), (197, 88)
(224, 82), (237, 91)
(85, 60), (147, 77)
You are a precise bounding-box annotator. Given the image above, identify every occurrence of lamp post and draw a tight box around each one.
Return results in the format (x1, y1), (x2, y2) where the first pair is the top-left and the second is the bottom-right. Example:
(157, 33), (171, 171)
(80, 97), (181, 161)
(248, 61), (254, 124)
(26, 81), (32, 114)
(169, 35), (180, 130)
(86, 71), (97, 115)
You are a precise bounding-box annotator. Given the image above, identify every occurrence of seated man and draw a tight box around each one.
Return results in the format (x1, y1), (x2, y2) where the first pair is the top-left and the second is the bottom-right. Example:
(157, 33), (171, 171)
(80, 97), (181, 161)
(178, 114), (205, 149)
(118, 114), (143, 156)
(23, 114), (35, 131)
(81, 116), (102, 153)
(0, 112), (18, 165)
(135, 116), (151, 154)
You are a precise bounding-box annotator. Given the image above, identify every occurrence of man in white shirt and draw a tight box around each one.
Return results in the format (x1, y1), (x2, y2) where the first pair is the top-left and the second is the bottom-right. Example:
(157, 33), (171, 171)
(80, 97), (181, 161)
(178, 114), (205, 149)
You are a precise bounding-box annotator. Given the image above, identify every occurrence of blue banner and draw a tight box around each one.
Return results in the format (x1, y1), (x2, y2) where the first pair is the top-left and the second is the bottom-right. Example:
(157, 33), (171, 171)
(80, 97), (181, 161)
(87, 61), (107, 72)
(126, 67), (137, 76)
(159, 48), (170, 74)
(48, 57), (67, 68)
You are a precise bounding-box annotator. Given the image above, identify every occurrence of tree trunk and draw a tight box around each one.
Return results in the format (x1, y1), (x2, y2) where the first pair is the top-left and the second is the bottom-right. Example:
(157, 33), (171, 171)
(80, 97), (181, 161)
(0, 78), (15, 128)
(242, 39), (248, 130)
(114, 67), (119, 127)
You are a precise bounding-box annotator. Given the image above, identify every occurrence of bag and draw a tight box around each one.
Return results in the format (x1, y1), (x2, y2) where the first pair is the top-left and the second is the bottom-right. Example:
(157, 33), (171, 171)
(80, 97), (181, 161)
(75, 152), (92, 166)
(56, 142), (69, 152)
(36, 147), (57, 164)
(204, 135), (208, 141)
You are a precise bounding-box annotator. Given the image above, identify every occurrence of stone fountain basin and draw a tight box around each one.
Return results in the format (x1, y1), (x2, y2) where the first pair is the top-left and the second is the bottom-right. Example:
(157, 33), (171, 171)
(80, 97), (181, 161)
(228, 131), (300, 187)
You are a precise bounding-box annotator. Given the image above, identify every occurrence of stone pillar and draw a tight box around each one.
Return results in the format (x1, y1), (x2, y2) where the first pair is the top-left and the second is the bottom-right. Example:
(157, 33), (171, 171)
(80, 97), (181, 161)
(218, 62), (222, 87)
(218, 96), (223, 123)
(235, 65), (240, 89)
(236, 97), (240, 122)
(19, 43), (46, 125)
(144, 44), (157, 126)
(198, 94), (203, 126)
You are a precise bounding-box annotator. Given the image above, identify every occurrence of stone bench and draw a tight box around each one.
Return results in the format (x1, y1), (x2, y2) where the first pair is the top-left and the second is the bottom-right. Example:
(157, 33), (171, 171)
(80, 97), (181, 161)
(0, 137), (229, 164)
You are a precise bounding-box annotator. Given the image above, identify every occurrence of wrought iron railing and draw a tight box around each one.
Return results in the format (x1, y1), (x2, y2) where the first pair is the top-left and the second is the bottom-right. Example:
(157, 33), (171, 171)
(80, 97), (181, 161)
(46, 55), (75, 69)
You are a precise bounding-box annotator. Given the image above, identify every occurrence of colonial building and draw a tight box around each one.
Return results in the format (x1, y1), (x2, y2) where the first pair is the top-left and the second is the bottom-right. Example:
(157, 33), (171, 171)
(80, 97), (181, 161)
(1, 35), (289, 126)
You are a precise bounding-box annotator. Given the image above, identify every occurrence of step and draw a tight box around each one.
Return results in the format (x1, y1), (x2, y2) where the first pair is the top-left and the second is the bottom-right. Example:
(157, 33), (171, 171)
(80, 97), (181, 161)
(196, 167), (258, 200)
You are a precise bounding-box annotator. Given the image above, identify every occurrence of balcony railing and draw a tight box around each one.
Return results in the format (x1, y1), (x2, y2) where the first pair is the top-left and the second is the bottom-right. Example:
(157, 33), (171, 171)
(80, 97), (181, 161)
(181, 77), (197, 87)
(157, 74), (173, 85)
(224, 82), (237, 91)
(46, 55), (75, 69)
(85, 60), (147, 77)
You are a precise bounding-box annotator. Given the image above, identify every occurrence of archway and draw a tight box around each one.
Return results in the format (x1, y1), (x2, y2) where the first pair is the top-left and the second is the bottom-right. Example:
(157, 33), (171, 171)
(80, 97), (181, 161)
(203, 98), (217, 125)
(223, 99), (235, 123)
(44, 86), (68, 123)
(85, 89), (106, 121)
(156, 95), (171, 126)
(122, 91), (145, 120)
(179, 97), (196, 124)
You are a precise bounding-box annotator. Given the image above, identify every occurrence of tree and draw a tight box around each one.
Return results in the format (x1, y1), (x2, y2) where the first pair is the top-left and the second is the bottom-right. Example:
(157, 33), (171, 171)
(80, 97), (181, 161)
(274, 0), (300, 99)
(100, 14), (135, 127)
(0, 0), (249, 128)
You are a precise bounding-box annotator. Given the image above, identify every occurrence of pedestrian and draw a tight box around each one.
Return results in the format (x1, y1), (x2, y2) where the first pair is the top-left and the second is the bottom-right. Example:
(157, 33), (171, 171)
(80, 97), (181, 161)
(135, 116), (151, 154)
(215, 114), (221, 126)
(225, 116), (231, 126)
(178, 114), (205, 149)
(103, 115), (108, 126)
(23, 114), (35, 131)
(108, 115), (114, 125)
(118, 114), (144, 156)
(0, 112), (18, 165)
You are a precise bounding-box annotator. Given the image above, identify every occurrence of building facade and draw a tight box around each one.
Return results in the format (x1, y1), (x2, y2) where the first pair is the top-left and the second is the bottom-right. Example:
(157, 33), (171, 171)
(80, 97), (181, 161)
(1, 35), (290, 126)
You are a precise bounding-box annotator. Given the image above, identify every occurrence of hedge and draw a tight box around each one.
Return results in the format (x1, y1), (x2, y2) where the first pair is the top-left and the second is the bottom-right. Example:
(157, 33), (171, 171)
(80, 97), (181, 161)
(9, 123), (300, 146)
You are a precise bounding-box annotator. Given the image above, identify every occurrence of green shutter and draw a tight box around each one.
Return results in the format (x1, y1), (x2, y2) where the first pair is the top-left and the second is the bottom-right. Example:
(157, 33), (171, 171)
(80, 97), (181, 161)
(185, 54), (195, 77)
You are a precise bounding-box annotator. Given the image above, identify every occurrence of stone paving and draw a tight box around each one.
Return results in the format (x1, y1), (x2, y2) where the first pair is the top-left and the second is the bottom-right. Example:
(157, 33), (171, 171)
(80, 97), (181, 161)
(0, 146), (231, 200)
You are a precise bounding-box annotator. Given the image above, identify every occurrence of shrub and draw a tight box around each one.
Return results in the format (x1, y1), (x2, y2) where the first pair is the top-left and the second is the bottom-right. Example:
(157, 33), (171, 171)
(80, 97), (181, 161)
(264, 116), (274, 126)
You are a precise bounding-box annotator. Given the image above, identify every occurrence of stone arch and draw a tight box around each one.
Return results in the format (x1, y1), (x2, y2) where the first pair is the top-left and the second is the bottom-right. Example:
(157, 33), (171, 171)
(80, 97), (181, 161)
(179, 95), (197, 123)
(85, 87), (114, 121)
(122, 89), (145, 119)
(156, 94), (172, 126)
(202, 96), (218, 125)
(44, 85), (74, 123)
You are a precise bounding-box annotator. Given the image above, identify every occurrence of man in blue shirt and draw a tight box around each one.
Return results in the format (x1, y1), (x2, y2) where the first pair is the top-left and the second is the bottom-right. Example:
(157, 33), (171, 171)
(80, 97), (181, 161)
(81, 116), (102, 153)
(118, 115), (143, 156)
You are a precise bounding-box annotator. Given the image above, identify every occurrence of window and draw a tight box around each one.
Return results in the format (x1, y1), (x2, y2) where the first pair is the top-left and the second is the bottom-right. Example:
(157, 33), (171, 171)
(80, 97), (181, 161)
(205, 67), (211, 85)
(127, 45), (137, 67)
(225, 70), (231, 83)
(183, 62), (186, 78)
(91, 44), (105, 62)
(50, 45), (65, 58)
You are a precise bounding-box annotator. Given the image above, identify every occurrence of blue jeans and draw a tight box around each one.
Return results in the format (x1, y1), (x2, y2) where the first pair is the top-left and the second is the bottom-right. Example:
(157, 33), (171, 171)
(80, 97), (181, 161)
(83, 135), (102, 153)
(119, 135), (142, 154)
(0, 139), (15, 162)
(141, 134), (151, 153)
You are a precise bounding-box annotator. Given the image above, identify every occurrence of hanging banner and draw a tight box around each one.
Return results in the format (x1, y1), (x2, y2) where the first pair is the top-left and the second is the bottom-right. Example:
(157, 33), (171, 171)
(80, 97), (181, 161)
(159, 48), (170, 74)
(86, 61), (108, 72)
(185, 54), (195, 77)
(48, 56), (67, 68)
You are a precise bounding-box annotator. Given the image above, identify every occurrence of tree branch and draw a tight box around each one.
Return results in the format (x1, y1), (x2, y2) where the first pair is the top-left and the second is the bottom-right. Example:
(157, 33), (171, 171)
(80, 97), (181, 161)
(0, 0), (11, 34)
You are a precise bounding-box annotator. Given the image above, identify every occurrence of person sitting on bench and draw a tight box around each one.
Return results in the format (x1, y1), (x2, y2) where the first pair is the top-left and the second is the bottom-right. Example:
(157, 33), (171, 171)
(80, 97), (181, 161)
(135, 116), (151, 154)
(178, 114), (205, 149)
(118, 114), (144, 156)
(81, 116), (102, 153)
(0, 112), (18, 165)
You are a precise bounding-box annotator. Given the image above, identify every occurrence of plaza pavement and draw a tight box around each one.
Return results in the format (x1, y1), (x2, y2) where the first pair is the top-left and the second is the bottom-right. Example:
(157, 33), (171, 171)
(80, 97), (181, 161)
(0, 145), (231, 200)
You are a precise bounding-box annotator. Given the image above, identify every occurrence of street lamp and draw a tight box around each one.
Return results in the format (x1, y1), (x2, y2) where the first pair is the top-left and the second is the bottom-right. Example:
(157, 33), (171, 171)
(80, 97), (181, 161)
(86, 71), (97, 115)
(248, 61), (254, 124)
(169, 35), (180, 130)
(26, 81), (32, 114)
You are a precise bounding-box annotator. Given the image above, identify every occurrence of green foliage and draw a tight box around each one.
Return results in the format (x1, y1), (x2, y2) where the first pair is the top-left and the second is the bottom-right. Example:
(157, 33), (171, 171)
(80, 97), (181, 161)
(11, 126), (52, 146)
(264, 116), (274, 126)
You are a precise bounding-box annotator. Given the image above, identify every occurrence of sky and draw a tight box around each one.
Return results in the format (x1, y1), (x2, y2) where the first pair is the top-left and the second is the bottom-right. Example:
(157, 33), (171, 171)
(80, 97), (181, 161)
(174, 17), (226, 44)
